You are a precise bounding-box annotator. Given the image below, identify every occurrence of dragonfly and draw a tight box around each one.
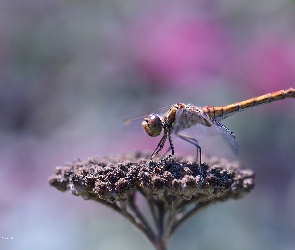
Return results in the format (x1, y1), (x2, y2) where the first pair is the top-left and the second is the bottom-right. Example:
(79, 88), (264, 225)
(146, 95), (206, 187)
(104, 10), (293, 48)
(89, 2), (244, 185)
(123, 88), (294, 166)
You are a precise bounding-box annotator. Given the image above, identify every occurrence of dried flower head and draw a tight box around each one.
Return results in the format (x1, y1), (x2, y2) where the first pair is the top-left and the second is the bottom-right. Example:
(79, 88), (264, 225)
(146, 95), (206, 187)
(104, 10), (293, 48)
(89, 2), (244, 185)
(49, 152), (254, 250)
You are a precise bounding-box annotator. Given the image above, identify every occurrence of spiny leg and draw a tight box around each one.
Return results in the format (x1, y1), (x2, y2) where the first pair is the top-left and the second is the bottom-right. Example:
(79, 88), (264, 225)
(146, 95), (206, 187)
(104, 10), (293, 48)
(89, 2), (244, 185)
(175, 132), (202, 167)
(168, 131), (175, 155)
(150, 129), (168, 159)
(161, 147), (172, 159)
(160, 129), (174, 159)
(176, 133), (206, 180)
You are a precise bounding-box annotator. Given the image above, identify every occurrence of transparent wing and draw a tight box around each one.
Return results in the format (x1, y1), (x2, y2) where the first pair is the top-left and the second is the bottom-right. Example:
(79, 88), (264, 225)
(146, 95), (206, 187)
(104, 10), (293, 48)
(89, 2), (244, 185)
(123, 106), (170, 133)
(123, 113), (148, 133)
(175, 123), (219, 140)
(173, 108), (219, 142)
(210, 119), (239, 155)
(200, 112), (239, 155)
(173, 109), (239, 155)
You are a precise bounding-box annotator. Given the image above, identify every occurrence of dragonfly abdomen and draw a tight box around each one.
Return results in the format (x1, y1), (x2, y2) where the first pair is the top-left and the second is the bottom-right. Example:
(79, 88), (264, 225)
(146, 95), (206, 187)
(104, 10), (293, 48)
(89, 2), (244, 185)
(203, 87), (294, 121)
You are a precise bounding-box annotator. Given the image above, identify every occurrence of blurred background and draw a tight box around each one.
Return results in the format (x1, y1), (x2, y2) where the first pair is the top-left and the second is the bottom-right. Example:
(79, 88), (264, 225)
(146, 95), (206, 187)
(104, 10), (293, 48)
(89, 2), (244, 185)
(1, 0), (295, 249)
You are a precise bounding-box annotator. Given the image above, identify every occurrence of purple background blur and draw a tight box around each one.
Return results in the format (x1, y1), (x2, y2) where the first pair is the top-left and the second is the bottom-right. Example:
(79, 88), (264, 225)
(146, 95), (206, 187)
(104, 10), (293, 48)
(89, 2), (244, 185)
(1, 1), (295, 249)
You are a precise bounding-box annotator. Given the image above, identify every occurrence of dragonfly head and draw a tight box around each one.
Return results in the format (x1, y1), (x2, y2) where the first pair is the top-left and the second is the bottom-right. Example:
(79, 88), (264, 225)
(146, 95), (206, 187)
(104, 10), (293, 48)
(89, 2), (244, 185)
(142, 114), (163, 137)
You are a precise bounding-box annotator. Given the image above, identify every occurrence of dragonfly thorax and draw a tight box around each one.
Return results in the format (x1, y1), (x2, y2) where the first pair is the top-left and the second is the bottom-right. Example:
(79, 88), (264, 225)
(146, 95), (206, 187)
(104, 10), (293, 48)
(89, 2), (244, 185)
(142, 114), (163, 137)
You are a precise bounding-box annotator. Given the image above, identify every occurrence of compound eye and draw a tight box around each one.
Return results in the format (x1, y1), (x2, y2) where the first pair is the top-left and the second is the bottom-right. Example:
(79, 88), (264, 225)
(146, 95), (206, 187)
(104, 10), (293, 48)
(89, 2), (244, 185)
(142, 114), (162, 137)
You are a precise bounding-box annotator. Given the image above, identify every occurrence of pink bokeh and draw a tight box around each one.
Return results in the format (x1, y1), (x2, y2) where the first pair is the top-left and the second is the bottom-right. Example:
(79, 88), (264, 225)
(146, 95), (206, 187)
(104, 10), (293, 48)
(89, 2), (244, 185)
(241, 34), (295, 92)
(126, 12), (232, 86)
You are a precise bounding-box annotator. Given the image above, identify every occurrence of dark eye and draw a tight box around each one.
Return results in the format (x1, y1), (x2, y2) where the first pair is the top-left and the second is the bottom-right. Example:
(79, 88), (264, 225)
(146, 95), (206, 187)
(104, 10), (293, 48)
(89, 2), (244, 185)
(142, 114), (162, 137)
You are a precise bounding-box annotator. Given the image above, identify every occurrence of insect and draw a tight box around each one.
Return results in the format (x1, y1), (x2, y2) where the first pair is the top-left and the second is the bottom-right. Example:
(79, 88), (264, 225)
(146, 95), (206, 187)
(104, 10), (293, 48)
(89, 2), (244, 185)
(124, 88), (294, 166)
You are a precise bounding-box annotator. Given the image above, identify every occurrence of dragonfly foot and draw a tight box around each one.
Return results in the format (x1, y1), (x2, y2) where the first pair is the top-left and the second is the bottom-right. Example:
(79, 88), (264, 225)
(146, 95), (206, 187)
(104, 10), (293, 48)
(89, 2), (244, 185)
(146, 158), (155, 167)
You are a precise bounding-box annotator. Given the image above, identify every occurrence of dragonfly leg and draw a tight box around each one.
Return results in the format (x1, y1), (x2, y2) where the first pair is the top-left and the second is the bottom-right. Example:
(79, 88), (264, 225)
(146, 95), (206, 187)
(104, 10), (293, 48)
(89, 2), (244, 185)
(175, 132), (202, 167)
(168, 129), (175, 155)
(150, 129), (168, 159)
(161, 146), (171, 159)
(160, 131), (175, 159)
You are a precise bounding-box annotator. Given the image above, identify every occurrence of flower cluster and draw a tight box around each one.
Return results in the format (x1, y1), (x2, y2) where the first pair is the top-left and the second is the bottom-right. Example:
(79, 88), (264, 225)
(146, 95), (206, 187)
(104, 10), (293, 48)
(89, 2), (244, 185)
(49, 152), (254, 250)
